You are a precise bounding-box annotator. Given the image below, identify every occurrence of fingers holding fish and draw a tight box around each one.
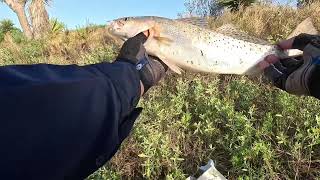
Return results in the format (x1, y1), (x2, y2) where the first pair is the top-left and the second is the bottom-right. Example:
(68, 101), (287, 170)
(277, 38), (295, 50)
(258, 54), (280, 70)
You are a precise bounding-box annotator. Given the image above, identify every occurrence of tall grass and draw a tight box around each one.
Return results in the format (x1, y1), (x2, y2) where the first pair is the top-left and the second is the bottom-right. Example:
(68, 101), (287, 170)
(210, 2), (320, 42)
(0, 2), (319, 180)
(0, 25), (118, 65)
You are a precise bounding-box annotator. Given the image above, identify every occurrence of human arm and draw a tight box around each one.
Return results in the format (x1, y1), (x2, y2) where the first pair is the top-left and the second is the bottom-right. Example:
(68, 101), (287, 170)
(259, 33), (320, 99)
(0, 33), (167, 179)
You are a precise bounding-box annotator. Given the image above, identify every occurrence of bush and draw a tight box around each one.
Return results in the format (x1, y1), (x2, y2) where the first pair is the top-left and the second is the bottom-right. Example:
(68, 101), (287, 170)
(209, 2), (320, 42)
(0, 19), (15, 43)
(10, 29), (25, 44)
(50, 18), (67, 35)
(102, 74), (320, 179)
(0, 19), (14, 34)
(0, 32), (4, 43)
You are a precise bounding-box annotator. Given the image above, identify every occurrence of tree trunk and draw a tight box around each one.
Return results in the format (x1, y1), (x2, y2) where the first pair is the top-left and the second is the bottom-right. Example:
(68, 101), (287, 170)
(29, 0), (50, 39)
(3, 0), (33, 39)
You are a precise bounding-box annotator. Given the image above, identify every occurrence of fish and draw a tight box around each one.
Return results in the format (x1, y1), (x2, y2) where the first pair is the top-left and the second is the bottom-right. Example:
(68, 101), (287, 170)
(108, 16), (318, 75)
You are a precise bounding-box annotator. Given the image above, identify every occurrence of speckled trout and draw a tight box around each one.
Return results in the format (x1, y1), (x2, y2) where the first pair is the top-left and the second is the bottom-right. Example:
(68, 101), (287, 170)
(108, 16), (317, 75)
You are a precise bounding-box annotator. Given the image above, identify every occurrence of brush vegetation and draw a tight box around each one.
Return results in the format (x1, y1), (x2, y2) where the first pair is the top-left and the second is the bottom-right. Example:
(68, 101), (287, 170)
(1, 3), (320, 180)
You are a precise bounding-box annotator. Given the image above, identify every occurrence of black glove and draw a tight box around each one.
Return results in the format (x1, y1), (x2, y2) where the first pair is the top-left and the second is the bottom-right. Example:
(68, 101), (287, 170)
(116, 33), (168, 93)
(292, 33), (320, 50)
(262, 33), (320, 95)
(263, 56), (303, 90)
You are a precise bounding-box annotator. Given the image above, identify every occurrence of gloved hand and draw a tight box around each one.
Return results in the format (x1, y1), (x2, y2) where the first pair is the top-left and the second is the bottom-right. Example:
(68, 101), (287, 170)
(116, 32), (168, 93)
(259, 33), (320, 96)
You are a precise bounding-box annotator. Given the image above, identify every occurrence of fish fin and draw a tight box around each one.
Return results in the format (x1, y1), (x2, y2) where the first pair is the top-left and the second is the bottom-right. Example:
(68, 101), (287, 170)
(216, 23), (270, 45)
(159, 57), (183, 74)
(150, 25), (174, 45)
(176, 17), (210, 29)
(287, 17), (318, 39)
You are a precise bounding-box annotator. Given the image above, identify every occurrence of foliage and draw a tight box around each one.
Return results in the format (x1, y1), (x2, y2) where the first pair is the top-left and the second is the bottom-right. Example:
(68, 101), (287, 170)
(0, 19), (14, 34)
(0, 19), (15, 42)
(102, 74), (320, 179)
(49, 18), (66, 35)
(183, 0), (223, 17)
(0, 25), (118, 65)
(218, 0), (256, 11)
(297, 0), (320, 7)
(10, 29), (27, 44)
(182, 0), (257, 16)
(208, 2), (320, 42)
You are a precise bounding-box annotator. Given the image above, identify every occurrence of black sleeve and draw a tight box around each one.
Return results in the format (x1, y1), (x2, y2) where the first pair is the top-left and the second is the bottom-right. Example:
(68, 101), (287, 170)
(293, 34), (320, 50)
(0, 61), (142, 180)
(309, 66), (320, 99)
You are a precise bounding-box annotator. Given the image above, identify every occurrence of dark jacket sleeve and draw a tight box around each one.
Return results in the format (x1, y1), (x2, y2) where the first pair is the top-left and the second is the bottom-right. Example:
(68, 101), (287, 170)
(0, 61), (142, 180)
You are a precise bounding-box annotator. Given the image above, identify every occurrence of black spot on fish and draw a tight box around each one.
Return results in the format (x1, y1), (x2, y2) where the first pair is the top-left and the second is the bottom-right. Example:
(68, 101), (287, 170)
(191, 61), (194, 65)
(200, 50), (204, 56)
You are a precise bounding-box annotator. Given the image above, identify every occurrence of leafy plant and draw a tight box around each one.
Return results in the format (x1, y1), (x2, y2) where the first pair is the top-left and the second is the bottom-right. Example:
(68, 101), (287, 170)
(0, 19), (15, 42)
(218, 0), (256, 11)
(50, 18), (66, 34)
(0, 19), (14, 34)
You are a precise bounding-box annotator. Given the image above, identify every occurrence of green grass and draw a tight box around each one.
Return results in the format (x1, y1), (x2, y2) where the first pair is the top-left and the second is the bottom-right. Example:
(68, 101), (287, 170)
(1, 3), (320, 180)
(99, 74), (320, 179)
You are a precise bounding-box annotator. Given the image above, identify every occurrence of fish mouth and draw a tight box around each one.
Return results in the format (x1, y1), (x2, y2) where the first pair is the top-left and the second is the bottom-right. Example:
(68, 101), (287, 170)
(118, 29), (150, 42)
(107, 19), (152, 42)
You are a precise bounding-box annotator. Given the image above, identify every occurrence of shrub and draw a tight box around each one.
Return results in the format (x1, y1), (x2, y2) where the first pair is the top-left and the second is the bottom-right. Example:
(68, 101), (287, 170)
(50, 18), (66, 35)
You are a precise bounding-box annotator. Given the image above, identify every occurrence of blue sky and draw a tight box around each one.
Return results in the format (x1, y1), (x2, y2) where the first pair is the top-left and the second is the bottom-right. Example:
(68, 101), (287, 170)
(0, 0), (186, 29)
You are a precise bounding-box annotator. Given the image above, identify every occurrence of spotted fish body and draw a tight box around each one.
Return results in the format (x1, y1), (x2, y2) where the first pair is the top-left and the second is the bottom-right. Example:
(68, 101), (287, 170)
(108, 16), (317, 75)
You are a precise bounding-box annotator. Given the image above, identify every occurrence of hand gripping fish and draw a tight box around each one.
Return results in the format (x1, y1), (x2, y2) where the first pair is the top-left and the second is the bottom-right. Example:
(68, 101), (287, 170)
(108, 16), (318, 75)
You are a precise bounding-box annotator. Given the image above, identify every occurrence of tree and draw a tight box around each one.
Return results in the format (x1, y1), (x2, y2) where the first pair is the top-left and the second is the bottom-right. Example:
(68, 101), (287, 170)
(218, 0), (256, 11)
(1, 0), (50, 39)
(183, 0), (223, 17)
(2, 0), (33, 39)
(29, 0), (50, 39)
(183, 0), (257, 16)
(297, 0), (319, 7)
